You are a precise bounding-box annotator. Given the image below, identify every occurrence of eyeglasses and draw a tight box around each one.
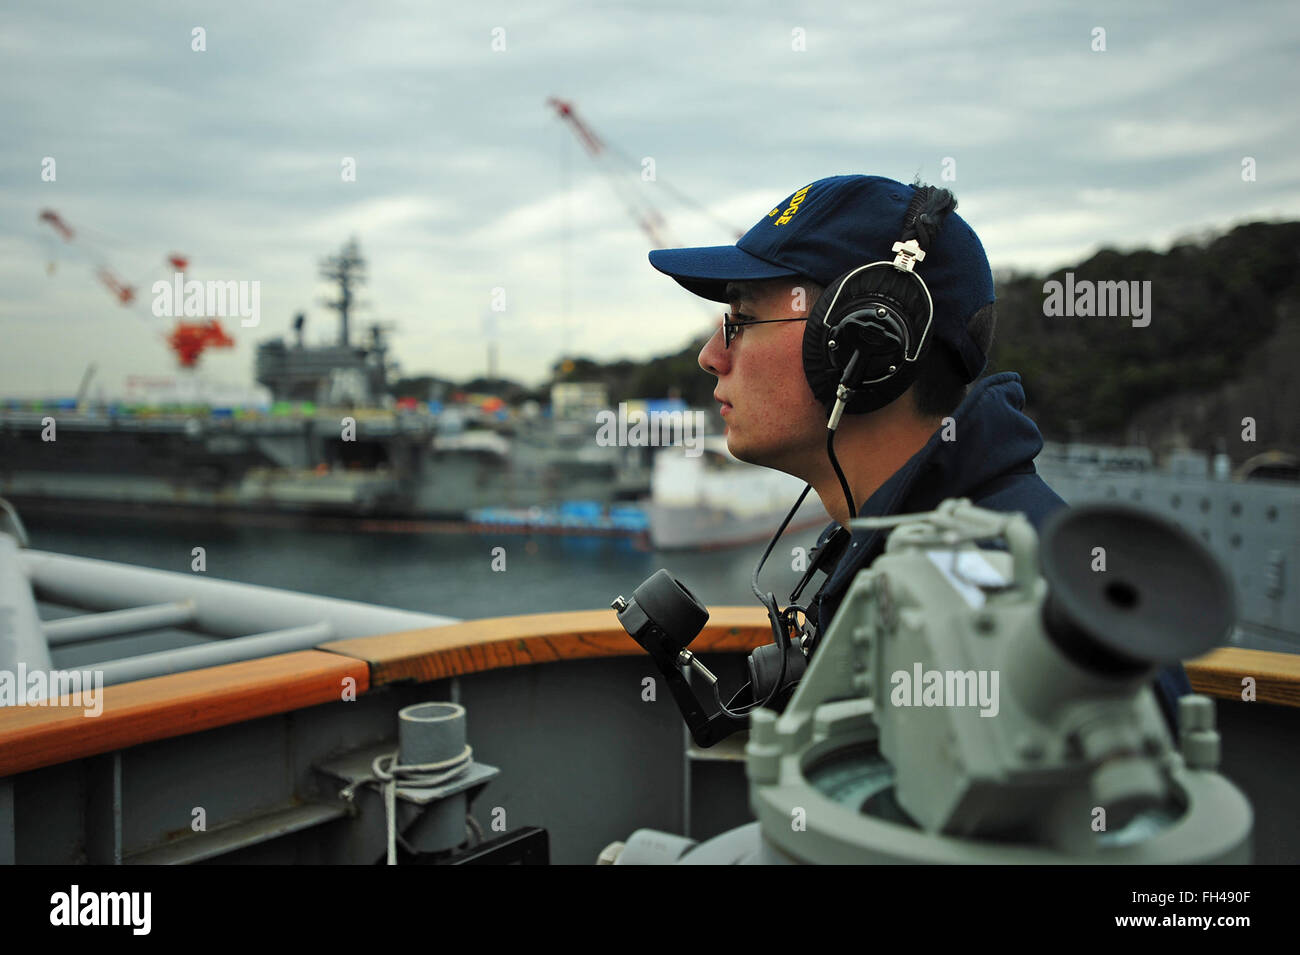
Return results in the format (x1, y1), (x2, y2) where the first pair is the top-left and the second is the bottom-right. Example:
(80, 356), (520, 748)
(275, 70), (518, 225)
(723, 311), (808, 349)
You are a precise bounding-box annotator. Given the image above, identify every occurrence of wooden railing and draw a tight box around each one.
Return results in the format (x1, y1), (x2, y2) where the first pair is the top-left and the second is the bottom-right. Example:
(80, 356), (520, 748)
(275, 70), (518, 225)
(1, 608), (1295, 778)
(316, 607), (771, 686)
(0, 651), (369, 778)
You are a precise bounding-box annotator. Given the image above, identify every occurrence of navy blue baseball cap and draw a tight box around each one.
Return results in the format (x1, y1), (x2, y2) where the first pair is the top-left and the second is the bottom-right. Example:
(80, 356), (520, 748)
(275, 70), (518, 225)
(648, 174), (994, 382)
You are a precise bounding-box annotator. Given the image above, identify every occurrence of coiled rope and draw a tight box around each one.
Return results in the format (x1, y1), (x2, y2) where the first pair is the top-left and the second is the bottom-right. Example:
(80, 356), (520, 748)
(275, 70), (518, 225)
(340, 744), (475, 865)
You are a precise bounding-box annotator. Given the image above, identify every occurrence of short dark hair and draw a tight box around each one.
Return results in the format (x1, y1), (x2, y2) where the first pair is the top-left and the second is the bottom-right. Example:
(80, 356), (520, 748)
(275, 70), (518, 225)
(909, 302), (996, 419)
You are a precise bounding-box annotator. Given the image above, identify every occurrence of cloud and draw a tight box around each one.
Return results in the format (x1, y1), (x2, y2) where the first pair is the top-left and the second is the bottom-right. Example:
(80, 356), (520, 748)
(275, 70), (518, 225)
(2, 0), (1298, 394)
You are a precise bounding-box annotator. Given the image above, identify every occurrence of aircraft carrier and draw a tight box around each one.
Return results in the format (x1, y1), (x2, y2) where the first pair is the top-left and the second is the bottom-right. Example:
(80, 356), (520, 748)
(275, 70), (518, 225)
(0, 249), (650, 529)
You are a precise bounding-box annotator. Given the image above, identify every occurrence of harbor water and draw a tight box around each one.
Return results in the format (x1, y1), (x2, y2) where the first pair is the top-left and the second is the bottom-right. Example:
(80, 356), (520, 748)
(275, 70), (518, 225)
(24, 512), (827, 645)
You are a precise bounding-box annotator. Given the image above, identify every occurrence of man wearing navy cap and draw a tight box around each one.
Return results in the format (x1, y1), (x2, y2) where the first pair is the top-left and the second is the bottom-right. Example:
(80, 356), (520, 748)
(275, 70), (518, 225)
(648, 173), (1192, 734)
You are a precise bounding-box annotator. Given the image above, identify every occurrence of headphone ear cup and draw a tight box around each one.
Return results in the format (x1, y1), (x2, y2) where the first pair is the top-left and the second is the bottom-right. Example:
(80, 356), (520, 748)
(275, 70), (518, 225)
(801, 265), (933, 416)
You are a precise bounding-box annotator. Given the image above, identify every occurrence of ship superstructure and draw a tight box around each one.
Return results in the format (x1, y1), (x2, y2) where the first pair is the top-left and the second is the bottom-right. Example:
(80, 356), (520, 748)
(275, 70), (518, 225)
(1, 240), (648, 526)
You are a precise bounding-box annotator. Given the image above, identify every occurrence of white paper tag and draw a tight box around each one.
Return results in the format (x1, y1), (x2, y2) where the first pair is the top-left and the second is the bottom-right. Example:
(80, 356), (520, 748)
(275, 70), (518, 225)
(926, 548), (1008, 609)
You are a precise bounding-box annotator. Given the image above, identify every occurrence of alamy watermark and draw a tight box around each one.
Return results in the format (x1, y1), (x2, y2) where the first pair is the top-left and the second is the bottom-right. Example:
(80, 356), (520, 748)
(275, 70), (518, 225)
(595, 403), (705, 457)
(50, 885), (150, 935)
(890, 662), (999, 717)
(0, 664), (104, 717)
(1042, 272), (1151, 327)
(151, 272), (260, 327)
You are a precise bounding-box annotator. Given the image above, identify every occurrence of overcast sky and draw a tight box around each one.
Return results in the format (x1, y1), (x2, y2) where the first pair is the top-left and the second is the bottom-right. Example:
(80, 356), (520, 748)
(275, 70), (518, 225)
(2, 0), (1297, 399)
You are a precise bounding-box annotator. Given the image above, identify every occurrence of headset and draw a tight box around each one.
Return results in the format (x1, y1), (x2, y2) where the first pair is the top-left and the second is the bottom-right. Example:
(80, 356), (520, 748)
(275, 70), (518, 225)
(802, 183), (958, 520)
(614, 184), (961, 746)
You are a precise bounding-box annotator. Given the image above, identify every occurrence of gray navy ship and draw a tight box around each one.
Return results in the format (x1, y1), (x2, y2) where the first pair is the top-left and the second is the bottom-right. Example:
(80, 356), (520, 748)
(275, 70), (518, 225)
(0, 242), (649, 530)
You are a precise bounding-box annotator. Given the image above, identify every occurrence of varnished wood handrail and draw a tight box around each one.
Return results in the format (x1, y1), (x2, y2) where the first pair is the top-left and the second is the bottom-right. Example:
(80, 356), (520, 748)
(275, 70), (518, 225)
(1186, 647), (1300, 708)
(0, 650), (369, 778)
(1, 609), (1295, 779)
(318, 607), (774, 686)
(319, 608), (1300, 709)
(319, 608), (1300, 708)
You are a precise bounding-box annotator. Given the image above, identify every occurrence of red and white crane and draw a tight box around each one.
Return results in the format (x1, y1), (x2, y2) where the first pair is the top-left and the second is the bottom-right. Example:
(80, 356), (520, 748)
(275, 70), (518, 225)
(547, 98), (742, 248)
(37, 209), (234, 367)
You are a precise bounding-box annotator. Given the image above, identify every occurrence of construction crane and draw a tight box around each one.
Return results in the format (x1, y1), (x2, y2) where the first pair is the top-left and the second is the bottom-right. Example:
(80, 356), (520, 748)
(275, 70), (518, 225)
(37, 208), (235, 368)
(546, 98), (743, 248)
(546, 98), (744, 360)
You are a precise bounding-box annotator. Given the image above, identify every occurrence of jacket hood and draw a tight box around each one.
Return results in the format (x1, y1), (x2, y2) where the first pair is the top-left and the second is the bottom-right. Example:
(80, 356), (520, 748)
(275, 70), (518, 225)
(889, 370), (1046, 515)
(846, 371), (1047, 525)
(809, 371), (1061, 610)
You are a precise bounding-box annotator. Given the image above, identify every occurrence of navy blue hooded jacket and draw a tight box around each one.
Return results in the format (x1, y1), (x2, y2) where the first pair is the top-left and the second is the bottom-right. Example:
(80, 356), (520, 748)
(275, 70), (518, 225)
(800, 371), (1191, 734)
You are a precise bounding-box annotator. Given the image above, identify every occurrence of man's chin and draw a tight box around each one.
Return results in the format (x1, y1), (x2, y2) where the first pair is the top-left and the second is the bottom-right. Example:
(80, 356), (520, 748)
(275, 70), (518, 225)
(726, 432), (806, 480)
(725, 434), (768, 468)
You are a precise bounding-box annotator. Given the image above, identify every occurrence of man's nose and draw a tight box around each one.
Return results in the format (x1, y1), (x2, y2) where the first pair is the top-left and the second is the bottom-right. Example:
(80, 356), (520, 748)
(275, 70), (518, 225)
(698, 323), (729, 376)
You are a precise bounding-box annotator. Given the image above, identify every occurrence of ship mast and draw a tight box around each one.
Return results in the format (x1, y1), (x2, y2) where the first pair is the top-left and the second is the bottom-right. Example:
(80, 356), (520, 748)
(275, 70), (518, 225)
(318, 237), (366, 347)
